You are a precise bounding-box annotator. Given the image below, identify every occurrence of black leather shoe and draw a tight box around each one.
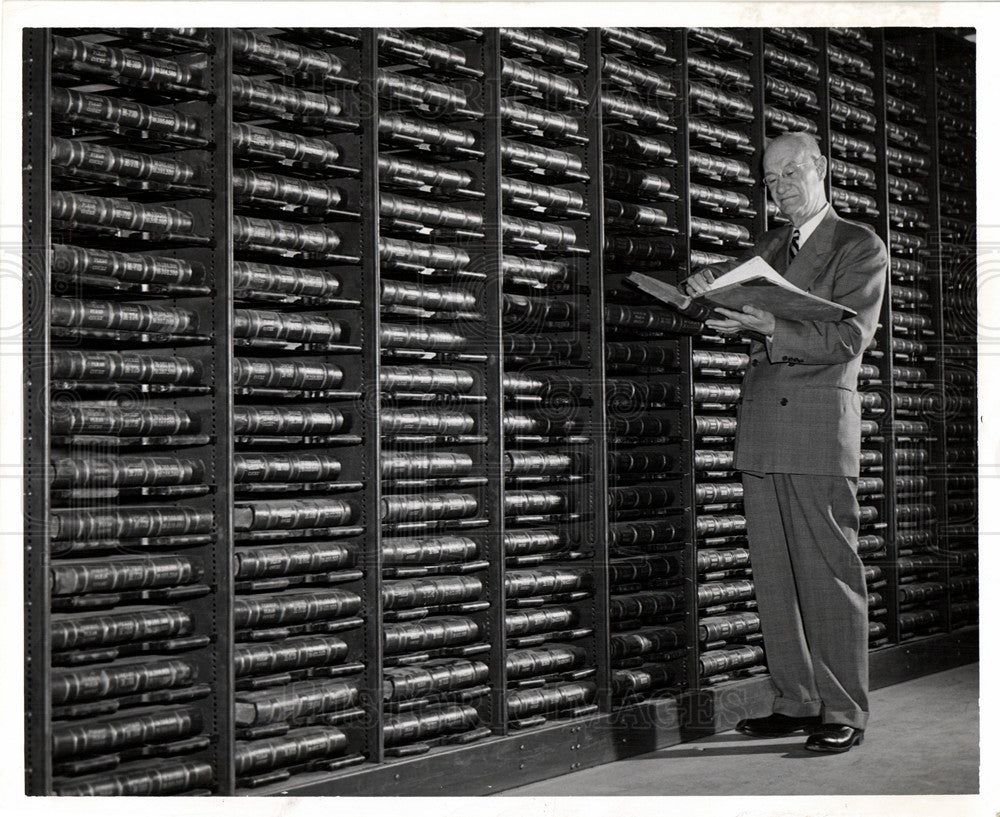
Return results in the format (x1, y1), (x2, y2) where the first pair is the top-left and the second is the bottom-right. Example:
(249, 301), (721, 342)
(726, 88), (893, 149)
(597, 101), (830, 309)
(735, 713), (822, 737)
(804, 724), (865, 753)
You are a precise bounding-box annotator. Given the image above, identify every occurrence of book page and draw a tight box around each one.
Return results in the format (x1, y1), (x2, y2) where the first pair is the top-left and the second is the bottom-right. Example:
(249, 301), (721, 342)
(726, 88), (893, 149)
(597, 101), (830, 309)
(706, 255), (794, 291)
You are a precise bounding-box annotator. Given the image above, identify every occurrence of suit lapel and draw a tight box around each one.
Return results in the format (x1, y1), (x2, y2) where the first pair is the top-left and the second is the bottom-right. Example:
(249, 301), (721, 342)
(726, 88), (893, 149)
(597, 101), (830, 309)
(782, 208), (840, 292)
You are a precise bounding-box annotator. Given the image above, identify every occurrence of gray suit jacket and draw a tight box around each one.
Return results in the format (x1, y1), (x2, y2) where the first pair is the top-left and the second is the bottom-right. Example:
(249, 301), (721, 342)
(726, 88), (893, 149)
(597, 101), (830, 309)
(724, 208), (887, 476)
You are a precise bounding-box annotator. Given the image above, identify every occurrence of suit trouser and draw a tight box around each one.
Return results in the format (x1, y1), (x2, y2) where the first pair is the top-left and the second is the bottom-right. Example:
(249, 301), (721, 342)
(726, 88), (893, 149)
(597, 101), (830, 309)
(741, 471), (870, 730)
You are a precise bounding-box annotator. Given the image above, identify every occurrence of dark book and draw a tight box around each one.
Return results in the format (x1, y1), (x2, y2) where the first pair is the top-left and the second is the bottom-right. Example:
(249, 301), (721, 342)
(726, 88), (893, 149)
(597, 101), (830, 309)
(234, 727), (348, 775)
(231, 123), (340, 168)
(506, 645), (586, 679)
(381, 492), (478, 523)
(51, 191), (194, 234)
(233, 590), (363, 628)
(234, 636), (349, 676)
(231, 29), (344, 77)
(506, 682), (596, 717)
(51, 137), (196, 185)
(231, 75), (344, 122)
(383, 658), (489, 701)
(505, 569), (588, 598)
(235, 681), (358, 726)
(51, 607), (193, 650)
(382, 576), (483, 610)
(384, 617), (481, 653)
(52, 759), (214, 796)
(383, 705), (479, 745)
(50, 88), (202, 138)
(52, 705), (202, 758)
(51, 658), (198, 704)
(235, 542), (354, 579)
(51, 555), (196, 595)
(51, 245), (201, 287)
(51, 34), (196, 85)
(382, 536), (478, 565)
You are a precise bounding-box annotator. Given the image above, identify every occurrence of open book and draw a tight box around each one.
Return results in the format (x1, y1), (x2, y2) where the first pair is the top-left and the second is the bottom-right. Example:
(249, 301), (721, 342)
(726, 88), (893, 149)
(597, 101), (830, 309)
(628, 256), (856, 322)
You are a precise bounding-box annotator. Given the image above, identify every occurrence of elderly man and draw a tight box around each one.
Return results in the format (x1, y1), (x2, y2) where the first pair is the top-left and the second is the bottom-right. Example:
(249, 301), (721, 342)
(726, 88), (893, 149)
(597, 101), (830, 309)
(684, 132), (887, 753)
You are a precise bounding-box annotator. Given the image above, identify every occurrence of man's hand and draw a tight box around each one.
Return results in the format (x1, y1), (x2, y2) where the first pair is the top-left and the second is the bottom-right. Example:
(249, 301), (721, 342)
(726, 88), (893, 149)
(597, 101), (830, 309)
(705, 305), (777, 337)
(682, 268), (718, 296)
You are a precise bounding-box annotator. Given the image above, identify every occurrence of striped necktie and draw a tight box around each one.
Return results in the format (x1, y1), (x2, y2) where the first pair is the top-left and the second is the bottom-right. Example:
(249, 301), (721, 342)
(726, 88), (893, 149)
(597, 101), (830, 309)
(789, 228), (801, 263)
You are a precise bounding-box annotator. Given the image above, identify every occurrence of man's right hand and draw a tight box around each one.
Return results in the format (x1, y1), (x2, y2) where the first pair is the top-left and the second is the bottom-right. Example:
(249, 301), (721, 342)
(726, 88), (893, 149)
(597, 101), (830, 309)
(682, 268), (718, 296)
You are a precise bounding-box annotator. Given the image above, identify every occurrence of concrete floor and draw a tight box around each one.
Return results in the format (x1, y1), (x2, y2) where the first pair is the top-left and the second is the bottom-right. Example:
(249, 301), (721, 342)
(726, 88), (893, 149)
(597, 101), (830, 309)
(499, 663), (979, 796)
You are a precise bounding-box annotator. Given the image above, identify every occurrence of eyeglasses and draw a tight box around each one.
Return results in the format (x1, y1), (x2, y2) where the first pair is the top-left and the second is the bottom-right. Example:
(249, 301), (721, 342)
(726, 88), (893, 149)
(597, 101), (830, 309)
(762, 159), (819, 188)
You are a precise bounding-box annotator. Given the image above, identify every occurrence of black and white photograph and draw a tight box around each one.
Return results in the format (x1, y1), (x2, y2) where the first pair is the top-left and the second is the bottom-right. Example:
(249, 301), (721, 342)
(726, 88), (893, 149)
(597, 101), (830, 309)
(1, 3), (993, 815)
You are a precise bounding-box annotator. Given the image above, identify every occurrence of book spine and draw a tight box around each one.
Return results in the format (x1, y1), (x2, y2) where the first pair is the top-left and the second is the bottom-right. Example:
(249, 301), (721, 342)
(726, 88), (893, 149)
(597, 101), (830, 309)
(232, 169), (345, 210)
(51, 555), (197, 595)
(52, 705), (203, 759)
(232, 406), (346, 435)
(377, 69), (469, 111)
(378, 154), (475, 191)
(233, 590), (363, 628)
(382, 536), (478, 565)
(380, 409), (475, 435)
(231, 29), (344, 77)
(232, 359), (343, 390)
(380, 493), (478, 522)
(380, 366), (475, 394)
(231, 122), (341, 166)
(611, 628), (684, 658)
(51, 759), (214, 796)
(504, 607), (578, 636)
(51, 34), (196, 85)
(235, 542), (354, 579)
(503, 530), (564, 555)
(50, 607), (194, 650)
(50, 659), (198, 704)
(50, 456), (204, 488)
(609, 590), (686, 620)
(51, 137), (196, 184)
(50, 407), (196, 436)
(231, 74), (344, 121)
(380, 324), (468, 351)
(51, 298), (198, 334)
(506, 682), (596, 717)
(506, 645), (586, 678)
(383, 617), (482, 653)
(51, 244), (200, 287)
(50, 351), (203, 384)
(697, 580), (756, 607)
(49, 506), (213, 540)
(505, 569), (588, 598)
(51, 191), (194, 234)
(383, 658), (489, 701)
(232, 215), (342, 254)
(235, 681), (358, 726)
(233, 636), (349, 677)
(383, 705), (479, 744)
(233, 499), (355, 531)
(503, 490), (569, 515)
(234, 727), (349, 775)
(382, 576), (484, 609)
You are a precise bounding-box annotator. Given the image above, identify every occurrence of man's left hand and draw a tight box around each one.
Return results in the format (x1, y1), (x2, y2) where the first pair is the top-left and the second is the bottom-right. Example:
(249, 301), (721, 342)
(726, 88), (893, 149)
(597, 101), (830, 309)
(706, 305), (776, 337)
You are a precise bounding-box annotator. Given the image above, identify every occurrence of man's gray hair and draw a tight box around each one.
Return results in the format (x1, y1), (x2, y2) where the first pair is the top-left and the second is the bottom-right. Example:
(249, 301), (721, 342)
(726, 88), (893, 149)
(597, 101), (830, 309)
(765, 130), (823, 159)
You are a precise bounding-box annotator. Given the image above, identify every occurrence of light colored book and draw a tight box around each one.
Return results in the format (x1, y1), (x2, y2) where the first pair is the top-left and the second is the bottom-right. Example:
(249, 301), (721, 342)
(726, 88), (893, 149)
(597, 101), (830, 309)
(628, 256), (856, 322)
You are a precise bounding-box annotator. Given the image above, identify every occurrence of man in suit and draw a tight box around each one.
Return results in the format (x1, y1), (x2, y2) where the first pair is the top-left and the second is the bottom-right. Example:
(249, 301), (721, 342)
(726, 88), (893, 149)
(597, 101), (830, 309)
(684, 131), (887, 754)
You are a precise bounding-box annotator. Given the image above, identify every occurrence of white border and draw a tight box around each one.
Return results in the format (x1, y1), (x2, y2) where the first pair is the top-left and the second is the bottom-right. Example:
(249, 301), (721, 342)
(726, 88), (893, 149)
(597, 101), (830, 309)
(1, 5), (994, 817)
